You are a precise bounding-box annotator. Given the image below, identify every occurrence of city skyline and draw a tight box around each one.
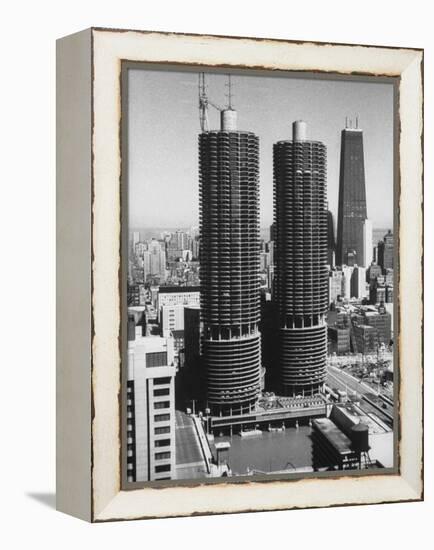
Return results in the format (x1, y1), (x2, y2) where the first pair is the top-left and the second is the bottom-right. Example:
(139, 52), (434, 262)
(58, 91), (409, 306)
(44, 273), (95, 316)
(128, 69), (394, 230)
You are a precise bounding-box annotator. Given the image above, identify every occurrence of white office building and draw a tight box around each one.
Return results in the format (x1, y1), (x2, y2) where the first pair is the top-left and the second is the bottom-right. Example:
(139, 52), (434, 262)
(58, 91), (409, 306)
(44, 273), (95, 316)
(127, 332), (176, 482)
(342, 265), (354, 300)
(157, 286), (200, 321)
(160, 304), (186, 337)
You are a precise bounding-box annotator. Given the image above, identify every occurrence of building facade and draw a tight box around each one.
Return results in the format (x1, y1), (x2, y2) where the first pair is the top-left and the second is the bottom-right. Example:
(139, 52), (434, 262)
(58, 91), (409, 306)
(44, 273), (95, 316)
(327, 210), (336, 267)
(362, 219), (373, 268)
(126, 331), (176, 483)
(127, 283), (141, 306)
(336, 126), (368, 267)
(352, 323), (378, 354)
(329, 269), (343, 304)
(160, 304), (186, 336)
(132, 231), (140, 251)
(199, 108), (262, 415)
(328, 325), (351, 355)
(184, 305), (201, 368)
(378, 230), (394, 273)
(142, 239), (167, 282)
(350, 266), (367, 300)
(156, 286), (200, 322)
(273, 120), (328, 397)
(367, 262), (382, 283)
(370, 283), (386, 305)
(341, 265), (354, 301)
(363, 309), (392, 345)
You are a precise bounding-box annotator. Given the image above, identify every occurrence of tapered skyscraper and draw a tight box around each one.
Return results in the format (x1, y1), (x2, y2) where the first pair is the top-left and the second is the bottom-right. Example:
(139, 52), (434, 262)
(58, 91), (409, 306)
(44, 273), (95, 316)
(273, 121), (328, 397)
(199, 108), (262, 415)
(336, 124), (368, 266)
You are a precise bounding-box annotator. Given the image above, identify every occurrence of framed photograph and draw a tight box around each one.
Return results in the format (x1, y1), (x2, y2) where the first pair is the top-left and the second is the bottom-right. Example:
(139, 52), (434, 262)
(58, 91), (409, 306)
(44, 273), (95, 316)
(56, 28), (423, 522)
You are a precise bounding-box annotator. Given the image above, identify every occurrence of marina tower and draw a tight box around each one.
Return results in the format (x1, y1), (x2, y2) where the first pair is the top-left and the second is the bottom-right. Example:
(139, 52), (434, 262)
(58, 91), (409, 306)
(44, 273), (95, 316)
(273, 120), (328, 397)
(199, 105), (262, 415)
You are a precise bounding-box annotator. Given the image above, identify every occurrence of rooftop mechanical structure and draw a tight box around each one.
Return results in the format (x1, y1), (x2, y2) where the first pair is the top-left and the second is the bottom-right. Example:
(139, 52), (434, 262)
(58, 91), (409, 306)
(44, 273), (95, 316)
(199, 74), (262, 415)
(273, 120), (328, 397)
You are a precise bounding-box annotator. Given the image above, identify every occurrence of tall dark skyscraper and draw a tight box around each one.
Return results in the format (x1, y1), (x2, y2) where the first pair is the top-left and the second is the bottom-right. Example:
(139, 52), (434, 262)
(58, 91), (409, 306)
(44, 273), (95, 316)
(199, 108), (262, 415)
(327, 210), (336, 267)
(336, 125), (368, 267)
(273, 121), (328, 397)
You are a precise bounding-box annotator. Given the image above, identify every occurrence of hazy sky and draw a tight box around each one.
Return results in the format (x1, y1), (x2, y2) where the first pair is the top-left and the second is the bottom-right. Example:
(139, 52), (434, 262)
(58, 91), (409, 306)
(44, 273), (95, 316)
(128, 68), (394, 230)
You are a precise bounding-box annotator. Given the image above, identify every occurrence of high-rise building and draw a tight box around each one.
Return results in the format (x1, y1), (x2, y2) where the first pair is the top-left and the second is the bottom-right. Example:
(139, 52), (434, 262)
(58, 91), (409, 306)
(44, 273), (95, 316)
(367, 262), (382, 284)
(266, 264), (275, 293)
(341, 265), (354, 301)
(351, 266), (367, 300)
(166, 244), (184, 262)
(167, 231), (191, 262)
(191, 237), (200, 260)
(157, 286), (200, 320)
(135, 241), (147, 259)
(385, 285), (394, 303)
(199, 107), (262, 414)
(273, 120), (328, 397)
(184, 305), (201, 369)
(132, 231), (140, 251)
(384, 268), (394, 286)
(378, 230), (394, 273)
(160, 304), (186, 336)
(327, 306), (351, 355)
(143, 250), (151, 282)
(269, 222), (276, 242)
(370, 282), (386, 305)
(327, 210), (336, 267)
(362, 219), (373, 268)
(143, 239), (167, 282)
(173, 230), (188, 250)
(329, 269), (344, 304)
(352, 323), (379, 354)
(126, 329), (176, 482)
(177, 305), (203, 405)
(363, 309), (392, 345)
(127, 283), (141, 306)
(260, 251), (271, 271)
(336, 124), (368, 267)
(266, 240), (274, 265)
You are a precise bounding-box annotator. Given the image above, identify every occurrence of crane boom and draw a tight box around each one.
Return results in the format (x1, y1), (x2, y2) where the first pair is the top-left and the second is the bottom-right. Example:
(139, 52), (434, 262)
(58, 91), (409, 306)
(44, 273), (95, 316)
(198, 73), (225, 132)
(198, 73), (209, 132)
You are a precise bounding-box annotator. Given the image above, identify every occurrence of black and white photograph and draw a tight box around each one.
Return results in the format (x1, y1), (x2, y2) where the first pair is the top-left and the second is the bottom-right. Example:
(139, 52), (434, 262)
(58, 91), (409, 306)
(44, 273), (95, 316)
(123, 66), (396, 484)
(2, 0), (430, 538)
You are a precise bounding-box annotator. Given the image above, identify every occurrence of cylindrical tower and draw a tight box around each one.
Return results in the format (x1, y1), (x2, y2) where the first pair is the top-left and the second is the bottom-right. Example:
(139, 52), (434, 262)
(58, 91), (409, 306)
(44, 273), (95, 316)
(199, 109), (262, 415)
(273, 121), (328, 396)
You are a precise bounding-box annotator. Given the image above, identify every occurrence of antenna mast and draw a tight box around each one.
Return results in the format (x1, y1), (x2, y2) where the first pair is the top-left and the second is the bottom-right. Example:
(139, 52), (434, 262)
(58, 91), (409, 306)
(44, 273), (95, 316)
(225, 74), (234, 109)
(198, 73), (209, 132)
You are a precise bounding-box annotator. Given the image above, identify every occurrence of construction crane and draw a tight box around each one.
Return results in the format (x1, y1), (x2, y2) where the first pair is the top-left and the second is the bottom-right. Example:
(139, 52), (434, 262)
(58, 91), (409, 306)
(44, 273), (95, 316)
(198, 73), (234, 132)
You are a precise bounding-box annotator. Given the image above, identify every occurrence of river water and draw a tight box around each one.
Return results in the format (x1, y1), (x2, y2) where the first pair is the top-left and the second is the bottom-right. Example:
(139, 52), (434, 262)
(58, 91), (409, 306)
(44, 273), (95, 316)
(214, 425), (313, 475)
